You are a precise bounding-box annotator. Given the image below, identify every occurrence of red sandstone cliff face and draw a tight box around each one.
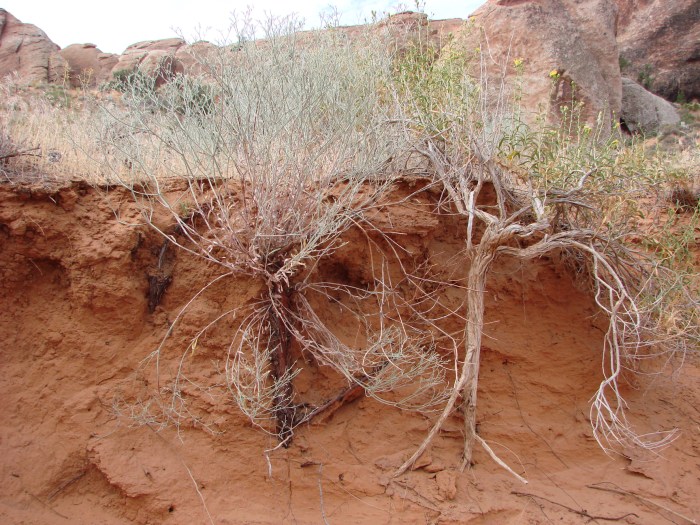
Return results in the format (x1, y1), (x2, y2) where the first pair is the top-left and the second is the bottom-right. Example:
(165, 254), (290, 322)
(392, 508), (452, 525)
(615, 0), (700, 102)
(1, 179), (698, 524)
(0, 9), (66, 84)
(454, 0), (623, 130)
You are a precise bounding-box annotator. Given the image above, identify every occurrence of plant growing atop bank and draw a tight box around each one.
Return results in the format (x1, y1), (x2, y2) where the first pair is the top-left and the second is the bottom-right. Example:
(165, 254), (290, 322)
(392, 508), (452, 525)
(392, 39), (699, 477)
(96, 17), (449, 447)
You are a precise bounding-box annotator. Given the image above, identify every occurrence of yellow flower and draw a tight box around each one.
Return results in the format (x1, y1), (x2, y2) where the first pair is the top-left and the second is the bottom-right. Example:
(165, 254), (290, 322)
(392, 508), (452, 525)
(513, 57), (523, 67)
(549, 69), (560, 79)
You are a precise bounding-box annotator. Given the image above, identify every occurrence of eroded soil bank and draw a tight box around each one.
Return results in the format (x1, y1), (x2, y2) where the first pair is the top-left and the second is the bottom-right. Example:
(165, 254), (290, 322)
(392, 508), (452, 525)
(1, 180), (698, 524)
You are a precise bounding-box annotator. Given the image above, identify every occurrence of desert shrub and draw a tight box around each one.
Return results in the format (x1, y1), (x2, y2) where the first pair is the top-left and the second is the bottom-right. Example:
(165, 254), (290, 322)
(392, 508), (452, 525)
(0, 119), (40, 177)
(103, 68), (157, 96)
(160, 76), (215, 118)
(0, 130), (24, 165)
(668, 185), (699, 210)
(390, 35), (699, 479)
(0, 77), (106, 181)
(42, 83), (73, 108)
(637, 63), (655, 90)
(95, 16), (449, 448)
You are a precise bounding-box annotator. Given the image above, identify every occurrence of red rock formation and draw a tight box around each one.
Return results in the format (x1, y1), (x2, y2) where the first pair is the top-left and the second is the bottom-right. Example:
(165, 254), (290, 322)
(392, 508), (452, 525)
(60, 44), (118, 88)
(370, 11), (463, 53)
(449, 0), (622, 130)
(313, 12), (463, 55)
(615, 0), (700, 102)
(174, 41), (218, 77)
(0, 9), (66, 84)
(110, 38), (186, 86)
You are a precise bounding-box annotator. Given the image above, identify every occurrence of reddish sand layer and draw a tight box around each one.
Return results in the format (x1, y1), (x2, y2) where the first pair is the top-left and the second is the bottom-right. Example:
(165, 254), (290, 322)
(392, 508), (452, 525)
(1, 180), (698, 524)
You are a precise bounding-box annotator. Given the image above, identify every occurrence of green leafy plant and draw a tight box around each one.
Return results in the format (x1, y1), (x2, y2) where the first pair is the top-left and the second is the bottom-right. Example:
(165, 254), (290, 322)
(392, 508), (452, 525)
(676, 94), (700, 125)
(104, 69), (157, 96)
(42, 83), (72, 108)
(637, 63), (654, 90)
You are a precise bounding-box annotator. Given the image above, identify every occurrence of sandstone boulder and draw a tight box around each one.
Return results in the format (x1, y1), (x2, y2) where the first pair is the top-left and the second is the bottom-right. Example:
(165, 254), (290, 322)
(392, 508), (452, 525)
(109, 14), (463, 87)
(0, 9), (66, 84)
(616, 0), (700, 102)
(138, 49), (184, 86)
(174, 41), (218, 77)
(60, 44), (118, 87)
(110, 38), (186, 86)
(448, 0), (622, 131)
(373, 12), (463, 54)
(621, 77), (680, 134)
(290, 12), (463, 58)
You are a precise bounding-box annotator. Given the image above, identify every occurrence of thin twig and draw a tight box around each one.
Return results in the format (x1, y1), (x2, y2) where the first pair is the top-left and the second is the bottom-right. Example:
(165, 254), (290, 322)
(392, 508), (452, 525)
(302, 382), (366, 425)
(182, 461), (215, 525)
(505, 367), (569, 469)
(0, 147), (41, 161)
(476, 436), (528, 484)
(390, 480), (441, 512)
(511, 491), (639, 521)
(318, 464), (330, 525)
(25, 491), (70, 520)
(587, 482), (698, 524)
(46, 469), (88, 501)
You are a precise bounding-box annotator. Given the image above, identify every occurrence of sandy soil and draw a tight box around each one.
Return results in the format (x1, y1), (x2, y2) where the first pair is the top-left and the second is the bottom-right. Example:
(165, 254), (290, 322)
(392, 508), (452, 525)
(1, 179), (698, 524)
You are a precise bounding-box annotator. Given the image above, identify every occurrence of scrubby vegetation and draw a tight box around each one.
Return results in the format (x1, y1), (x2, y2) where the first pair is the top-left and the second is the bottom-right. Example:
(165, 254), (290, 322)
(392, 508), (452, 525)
(1, 13), (698, 482)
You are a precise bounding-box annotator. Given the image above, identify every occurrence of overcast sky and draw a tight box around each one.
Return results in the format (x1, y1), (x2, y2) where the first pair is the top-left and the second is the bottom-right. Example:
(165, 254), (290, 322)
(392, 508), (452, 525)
(3, 1), (485, 54)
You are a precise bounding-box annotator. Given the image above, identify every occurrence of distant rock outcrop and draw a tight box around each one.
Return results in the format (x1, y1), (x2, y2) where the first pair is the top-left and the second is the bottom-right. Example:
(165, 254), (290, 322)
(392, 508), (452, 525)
(336, 11), (463, 53)
(60, 44), (118, 87)
(0, 9), (66, 84)
(111, 38), (186, 86)
(173, 41), (218, 76)
(165, 14), (463, 83)
(2, 2), (693, 137)
(449, 0), (622, 130)
(616, 0), (700, 102)
(620, 78), (680, 134)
